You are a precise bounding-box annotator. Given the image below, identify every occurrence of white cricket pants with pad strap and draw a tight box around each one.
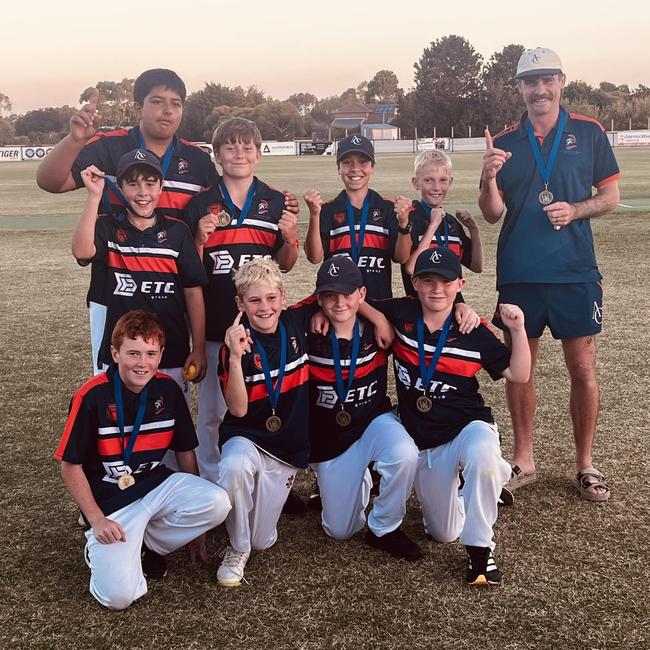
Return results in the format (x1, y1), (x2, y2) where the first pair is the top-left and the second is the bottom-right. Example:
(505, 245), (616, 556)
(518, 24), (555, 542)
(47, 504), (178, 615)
(311, 411), (419, 540)
(414, 420), (511, 550)
(195, 341), (228, 483)
(84, 472), (230, 610)
(217, 436), (296, 553)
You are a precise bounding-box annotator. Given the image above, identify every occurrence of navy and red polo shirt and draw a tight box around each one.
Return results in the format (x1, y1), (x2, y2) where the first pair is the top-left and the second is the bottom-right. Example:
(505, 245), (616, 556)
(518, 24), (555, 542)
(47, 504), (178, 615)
(319, 189), (399, 299)
(71, 126), (217, 305)
(81, 211), (207, 370)
(490, 108), (620, 286)
(55, 366), (198, 517)
(218, 306), (313, 469)
(401, 204), (473, 296)
(183, 178), (290, 342)
(307, 319), (391, 463)
(372, 297), (511, 450)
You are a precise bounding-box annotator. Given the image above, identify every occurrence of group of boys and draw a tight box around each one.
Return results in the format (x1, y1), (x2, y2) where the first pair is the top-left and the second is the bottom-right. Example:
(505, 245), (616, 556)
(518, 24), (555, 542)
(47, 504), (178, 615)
(46, 48), (615, 609)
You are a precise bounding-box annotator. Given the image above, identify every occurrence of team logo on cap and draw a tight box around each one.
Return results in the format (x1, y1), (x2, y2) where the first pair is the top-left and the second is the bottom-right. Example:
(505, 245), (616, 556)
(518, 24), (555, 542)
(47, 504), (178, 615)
(154, 396), (164, 415)
(328, 261), (340, 276)
(135, 149), (147, 160)
(565, 134), (577, 150)
(430, 250), (443, 263)
(351, 135), (361, 145)
(532, 54), (541, 63)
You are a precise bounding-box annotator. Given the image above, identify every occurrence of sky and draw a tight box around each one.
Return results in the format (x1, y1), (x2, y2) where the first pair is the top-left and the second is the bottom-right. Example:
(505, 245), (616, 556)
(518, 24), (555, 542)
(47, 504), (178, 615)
(2, 0), (648, 114)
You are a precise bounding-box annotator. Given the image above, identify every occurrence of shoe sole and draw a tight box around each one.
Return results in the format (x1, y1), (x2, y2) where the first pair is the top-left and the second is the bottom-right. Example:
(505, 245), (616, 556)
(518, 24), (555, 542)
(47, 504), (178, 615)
(467, 575), (502, 586)
(217, 578), (242, 588)
(365, 538), (423, 562)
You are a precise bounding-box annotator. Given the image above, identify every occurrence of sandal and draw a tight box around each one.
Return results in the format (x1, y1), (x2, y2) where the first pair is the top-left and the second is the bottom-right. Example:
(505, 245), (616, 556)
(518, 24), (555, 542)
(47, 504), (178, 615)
(573, 467), (610, 502)
(505, 464), (537, 491)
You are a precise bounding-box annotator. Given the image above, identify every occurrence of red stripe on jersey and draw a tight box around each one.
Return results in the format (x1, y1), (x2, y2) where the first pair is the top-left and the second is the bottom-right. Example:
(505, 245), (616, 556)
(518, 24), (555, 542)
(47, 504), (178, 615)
(569, 113), (606, 132)
(97, 430), (174, 457)
(248, 365), (310, 402)
(156, 191), (194, 211)
(393, 339), (482, 377)
(595, 172), (621, 188)
(330, 232), (388, 252)
(206, 227), (277, 248)
(108, 251), (178, 274)
(309, 350), (387, 381)
(55, 374), (110, 460)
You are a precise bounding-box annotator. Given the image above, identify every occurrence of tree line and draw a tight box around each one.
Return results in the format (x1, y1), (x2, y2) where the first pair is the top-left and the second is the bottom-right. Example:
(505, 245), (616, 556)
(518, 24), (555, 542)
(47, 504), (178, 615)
(1, 36), (648, 147)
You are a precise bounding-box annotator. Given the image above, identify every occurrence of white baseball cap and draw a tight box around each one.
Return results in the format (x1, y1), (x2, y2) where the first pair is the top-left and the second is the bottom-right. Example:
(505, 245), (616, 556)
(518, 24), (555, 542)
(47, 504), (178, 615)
(515, 48), (563, 79)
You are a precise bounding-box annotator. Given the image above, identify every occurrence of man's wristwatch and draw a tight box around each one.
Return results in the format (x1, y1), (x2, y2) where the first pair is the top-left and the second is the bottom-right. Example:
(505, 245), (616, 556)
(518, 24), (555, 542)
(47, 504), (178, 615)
(398, 222), (412, 235)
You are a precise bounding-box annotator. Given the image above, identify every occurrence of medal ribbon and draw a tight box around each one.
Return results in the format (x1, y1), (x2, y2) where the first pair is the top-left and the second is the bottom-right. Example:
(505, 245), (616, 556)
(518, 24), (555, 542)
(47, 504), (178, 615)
(113, 371), (149, 468)
(345, 194), (370, 262)
(416, 313), (453, 393)
(419, 201), (448, 249)
(251, 320), (287, 413)
(219, 179), (256, 228)
(526, 110), (567, 188)
(330, 319), (361, 408)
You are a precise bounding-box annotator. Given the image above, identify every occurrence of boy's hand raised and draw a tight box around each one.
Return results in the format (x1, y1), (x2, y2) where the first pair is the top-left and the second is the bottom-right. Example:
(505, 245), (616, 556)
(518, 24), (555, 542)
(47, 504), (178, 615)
(70, 88), (101, 144)
(195, 213), (219, 246)
(455, 209), (479, 231)
(283, 191), (300, 215)
(482, 128), (512, 181)
(304, 189), (323, 215)
(225, 312), (253, 360)
(499, 303), (525, 331)
(80, 165), (105, 197)
(278, 209), (298, 244)
(393, 195), (413, 227)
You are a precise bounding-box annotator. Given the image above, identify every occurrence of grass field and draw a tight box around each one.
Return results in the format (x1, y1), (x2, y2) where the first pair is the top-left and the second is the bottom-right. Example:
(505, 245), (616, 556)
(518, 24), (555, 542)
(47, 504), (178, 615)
(1, 151), (649, 649)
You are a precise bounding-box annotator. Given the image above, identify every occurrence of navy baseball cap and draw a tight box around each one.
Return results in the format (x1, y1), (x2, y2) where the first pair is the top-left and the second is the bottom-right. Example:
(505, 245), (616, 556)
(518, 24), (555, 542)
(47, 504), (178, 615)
(116, 148), (163, 180)
(336, 134), (375, 164)
(315, 256), (363, 294)
(413, 247), (461, 280)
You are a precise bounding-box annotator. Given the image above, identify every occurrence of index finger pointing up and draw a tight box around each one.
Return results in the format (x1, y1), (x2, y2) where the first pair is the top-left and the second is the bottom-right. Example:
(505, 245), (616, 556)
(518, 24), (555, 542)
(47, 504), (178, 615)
(485, 127), (493, 150)
(88, 88), (100, 111)
(233, 311), (243, 326)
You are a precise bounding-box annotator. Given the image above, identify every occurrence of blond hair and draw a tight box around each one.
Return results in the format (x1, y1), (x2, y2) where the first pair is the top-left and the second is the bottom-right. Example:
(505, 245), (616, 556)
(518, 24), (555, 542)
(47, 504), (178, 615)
(212, 117), (263, 151)
(232, 258), (284, 297)
(414, 149), (452, 176)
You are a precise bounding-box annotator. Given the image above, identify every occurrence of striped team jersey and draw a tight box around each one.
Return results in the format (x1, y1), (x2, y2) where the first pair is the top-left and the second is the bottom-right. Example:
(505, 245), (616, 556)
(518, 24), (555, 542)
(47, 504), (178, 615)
(55, 367), (197, 517)
(83, 211), (207, 369)
(71, 126), (217, 305)
(319, 189), (399, 299)
(218, 306), (313, 468)
(307, 319), (391, 462)
(401, 205), (472, 296)
(183, 178), (289, 342)
(372, 297), (511, 450)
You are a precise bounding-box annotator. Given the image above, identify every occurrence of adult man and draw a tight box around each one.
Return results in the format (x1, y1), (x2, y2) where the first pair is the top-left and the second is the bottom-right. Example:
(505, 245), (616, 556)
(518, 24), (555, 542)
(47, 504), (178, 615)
(479, 48), (620, 502)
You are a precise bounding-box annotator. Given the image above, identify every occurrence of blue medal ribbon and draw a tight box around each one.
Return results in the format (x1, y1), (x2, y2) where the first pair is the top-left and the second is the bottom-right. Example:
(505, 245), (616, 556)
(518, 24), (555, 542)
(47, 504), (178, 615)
(330, 319), (361, 409)
(345, 194), (370, 262)
(250, 320), (287, 414)
(416, 313), (453, 393)
(526, 110), (567, 191)
(419, 201), (448, 249)
(113, 371), (149, 469)
(219, 179), (257, 228)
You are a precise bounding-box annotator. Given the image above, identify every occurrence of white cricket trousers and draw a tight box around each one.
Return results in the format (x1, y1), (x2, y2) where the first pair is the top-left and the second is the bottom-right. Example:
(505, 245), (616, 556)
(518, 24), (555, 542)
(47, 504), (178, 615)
(414, 420), (511, 550)
(195, 341), (228, 483)
(84, 473), (230, 610)
(312, 411), (419, 540)
(217, 437), (296, 553)
(89, 301), (107, 375)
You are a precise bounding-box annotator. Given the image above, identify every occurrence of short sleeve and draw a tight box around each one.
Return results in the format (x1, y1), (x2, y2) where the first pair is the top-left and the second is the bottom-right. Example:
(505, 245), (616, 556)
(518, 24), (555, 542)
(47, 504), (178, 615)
(167, 383), (199, 452)
(71, 138), (111, 189)
(177, 226), (208, 287)
(474, 323), (511, 381)
(55, 392), (95, 463)
(593, 129), (620, 187)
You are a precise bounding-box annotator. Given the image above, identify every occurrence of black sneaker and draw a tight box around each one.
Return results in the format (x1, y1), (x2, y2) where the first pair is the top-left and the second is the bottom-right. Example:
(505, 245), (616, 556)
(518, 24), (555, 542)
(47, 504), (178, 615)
(365, 528), (423, 562)
(498, 487), (515, 507)
(282, 490), (308, 516)
(308, 482), (322, 512)
(466, 546), (502, 586)
(142, 546), (168, 579)
(369, 467), (381, 497)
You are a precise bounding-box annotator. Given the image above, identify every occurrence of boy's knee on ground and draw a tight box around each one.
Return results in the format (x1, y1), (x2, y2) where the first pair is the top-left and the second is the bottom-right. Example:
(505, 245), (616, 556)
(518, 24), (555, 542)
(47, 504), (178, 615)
(91, 576), (142, 611)
(218, 451), (257, 493)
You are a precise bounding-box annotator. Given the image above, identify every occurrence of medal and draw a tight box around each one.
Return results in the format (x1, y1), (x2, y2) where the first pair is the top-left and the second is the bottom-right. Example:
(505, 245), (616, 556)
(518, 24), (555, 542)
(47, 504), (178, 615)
(220, 179), (256, 228)
(345, 194), (370, 262)
(335, 409), (352, 427)
(118, 474), (135, 490)
(416, 396), (433, 413)
(215, 210), (231, 227)
(538, 185), (554, 206)
(266, 414), (282, 432)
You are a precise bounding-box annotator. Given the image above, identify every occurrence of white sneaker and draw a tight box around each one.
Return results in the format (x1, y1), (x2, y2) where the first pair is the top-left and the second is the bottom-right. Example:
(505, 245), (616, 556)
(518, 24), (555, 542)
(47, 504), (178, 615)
(217, 546), (250, 587)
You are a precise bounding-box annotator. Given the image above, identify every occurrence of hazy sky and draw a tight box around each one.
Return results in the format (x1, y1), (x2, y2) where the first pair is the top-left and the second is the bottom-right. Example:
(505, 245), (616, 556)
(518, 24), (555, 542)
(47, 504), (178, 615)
(3, 0), (648, 114)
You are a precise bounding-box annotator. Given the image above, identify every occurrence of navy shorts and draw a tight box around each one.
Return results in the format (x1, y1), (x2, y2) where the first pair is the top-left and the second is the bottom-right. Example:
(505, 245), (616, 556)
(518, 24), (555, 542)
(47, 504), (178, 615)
(492, 282), (603, 340)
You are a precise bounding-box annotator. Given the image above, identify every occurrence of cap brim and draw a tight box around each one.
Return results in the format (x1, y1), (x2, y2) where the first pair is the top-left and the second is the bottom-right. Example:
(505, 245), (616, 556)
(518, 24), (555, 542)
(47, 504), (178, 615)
(336, 148), (375, 163)
(117, 161), (162, 179)
(412, 268), (459, 281)
(315, 282), (362, 294)
(515, 68), (563, 79)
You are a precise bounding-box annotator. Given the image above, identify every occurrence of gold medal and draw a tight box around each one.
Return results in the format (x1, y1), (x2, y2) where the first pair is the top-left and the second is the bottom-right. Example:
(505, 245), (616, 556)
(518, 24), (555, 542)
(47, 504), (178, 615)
(538, 188), (554, 206)
(215, 210), (231, 227)
(335, 409), (352, 427)
(118, 474), (135, 490)
(266, 414), (282, 432)
(416, 395), (433, 413)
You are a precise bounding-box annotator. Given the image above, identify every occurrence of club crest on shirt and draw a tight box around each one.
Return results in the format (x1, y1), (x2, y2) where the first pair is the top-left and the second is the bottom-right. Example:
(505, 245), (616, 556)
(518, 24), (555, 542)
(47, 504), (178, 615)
(106, 403), (117, 422)
(154, 396), (165, 415)
(253, 353), (263, 370)
(257, 199), (269, 215)
(565, 134), (577, 150)
(371, 208), (382, 223)
(290, 336), (300, 355)
(117, 230), (127, 243)
(177, 158), (189, 175)
(334, 211), (346, 225)
(404, 321), (415, 333)
(156, 230), (167, 244)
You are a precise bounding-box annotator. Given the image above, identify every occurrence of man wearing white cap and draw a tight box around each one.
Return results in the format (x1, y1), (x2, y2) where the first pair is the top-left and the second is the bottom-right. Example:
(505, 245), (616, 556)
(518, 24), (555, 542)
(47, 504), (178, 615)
(479, 48), (620, 502)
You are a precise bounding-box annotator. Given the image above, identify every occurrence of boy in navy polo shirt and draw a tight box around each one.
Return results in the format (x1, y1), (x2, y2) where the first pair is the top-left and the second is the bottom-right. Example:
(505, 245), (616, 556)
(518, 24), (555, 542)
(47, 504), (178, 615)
(72, 148), (208, 398)
(56, 310), (230, 610)
(370, 248), (531, 585)
(304, 134), (412, 300)
(216, 258), (310, 587)
(308, 256), (421, 561)
(182, 117), (300, 483)
(395, 149), (483, 296)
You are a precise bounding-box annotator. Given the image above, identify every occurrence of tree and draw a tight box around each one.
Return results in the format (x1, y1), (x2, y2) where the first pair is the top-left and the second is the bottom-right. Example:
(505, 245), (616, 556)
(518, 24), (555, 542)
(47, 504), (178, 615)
(413, 35), (484, 136)
(80, 79), (136, 128)
(0, 117), (14, 145)
(564, 81), (596, 105)
(287, 92), (317, 116)
(251, 101), (304, 140)
(483, 44), (525, 86)
(0, 92), (12, 117)
(365, 70), (400, 103)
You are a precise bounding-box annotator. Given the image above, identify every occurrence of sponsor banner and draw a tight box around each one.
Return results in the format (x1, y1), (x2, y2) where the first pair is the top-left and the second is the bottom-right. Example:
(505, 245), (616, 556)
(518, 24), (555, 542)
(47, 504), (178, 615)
(0, 146), (22, 161)
(417, 138), (450, 151)
(617, 130), (650, 147)
(298, 141), (333, 156)
(261, 141), (296, 156)
(22, 146), (53, 160)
